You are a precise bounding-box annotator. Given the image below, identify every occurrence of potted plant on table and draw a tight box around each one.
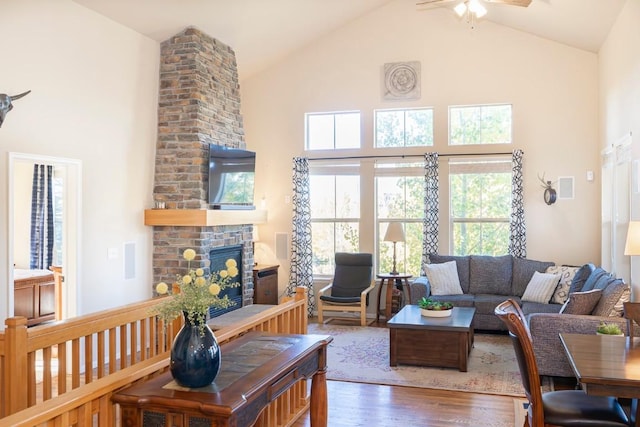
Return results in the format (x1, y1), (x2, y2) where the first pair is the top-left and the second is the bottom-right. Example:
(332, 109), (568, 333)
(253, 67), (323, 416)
(419, 297), (454, 318)
(596, 322), (624, 336)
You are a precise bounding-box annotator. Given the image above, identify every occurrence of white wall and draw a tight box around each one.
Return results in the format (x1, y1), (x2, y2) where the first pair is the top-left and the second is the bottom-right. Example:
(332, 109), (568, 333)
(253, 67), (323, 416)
(241, 0), (602, 296)
(0, 0), (159, 324)
(599, 0), (640, 297)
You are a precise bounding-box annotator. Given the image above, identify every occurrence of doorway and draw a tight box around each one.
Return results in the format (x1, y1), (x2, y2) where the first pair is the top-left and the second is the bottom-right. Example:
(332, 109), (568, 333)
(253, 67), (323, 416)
(8, 152), (81, 320)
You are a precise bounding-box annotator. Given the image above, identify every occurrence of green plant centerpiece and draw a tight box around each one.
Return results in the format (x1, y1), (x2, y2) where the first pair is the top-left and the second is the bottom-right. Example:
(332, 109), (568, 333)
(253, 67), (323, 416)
(419, 297), (454, 317)
(596, 321), (624, 336)
(154, 248), (240, 335)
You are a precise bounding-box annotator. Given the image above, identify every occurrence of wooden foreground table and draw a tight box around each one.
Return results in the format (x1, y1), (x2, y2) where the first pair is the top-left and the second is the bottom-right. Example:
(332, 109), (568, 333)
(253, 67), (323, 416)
(113, 332), (332, 427)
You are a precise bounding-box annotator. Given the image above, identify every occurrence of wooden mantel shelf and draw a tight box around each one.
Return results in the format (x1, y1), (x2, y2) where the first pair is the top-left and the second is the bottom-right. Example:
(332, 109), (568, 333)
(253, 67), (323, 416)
(144, 209), (267, 226)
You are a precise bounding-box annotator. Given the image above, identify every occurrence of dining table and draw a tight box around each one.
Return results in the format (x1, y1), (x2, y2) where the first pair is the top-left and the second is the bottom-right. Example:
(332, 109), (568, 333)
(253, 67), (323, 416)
(559, 332), (640, 424)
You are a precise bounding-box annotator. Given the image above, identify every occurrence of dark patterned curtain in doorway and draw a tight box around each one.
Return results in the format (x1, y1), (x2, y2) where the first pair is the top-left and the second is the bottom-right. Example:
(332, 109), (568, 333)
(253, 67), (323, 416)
(508, 149), (526, 258)
(30, 164), (54, 270)
(422, 152), (439, 273)
(287, 157), (315, 316)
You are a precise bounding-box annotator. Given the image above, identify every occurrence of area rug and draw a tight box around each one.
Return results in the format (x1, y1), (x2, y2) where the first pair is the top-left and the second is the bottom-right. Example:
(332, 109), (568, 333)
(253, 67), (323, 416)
(308, 322), (533, 397)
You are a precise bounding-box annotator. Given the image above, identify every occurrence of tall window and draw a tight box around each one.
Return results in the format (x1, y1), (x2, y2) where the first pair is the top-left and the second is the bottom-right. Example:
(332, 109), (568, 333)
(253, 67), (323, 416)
(306, 111), (361, 150)
(309, 164), (360, 275)
(376, 161), (424, 276)
(449, 158), (512, 255)
(375, 108), (434, 148)
(449, 104), (512, 145)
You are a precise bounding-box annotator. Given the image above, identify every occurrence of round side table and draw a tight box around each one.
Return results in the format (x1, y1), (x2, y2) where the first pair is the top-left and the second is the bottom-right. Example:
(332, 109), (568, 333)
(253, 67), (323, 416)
(376, 273), (413, 322)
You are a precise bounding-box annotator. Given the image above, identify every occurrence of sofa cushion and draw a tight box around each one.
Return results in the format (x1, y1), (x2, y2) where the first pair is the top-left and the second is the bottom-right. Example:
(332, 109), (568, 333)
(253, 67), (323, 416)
(521, 271), (561, 304)
(424, 261), (463, 295)
(591, 279), (629, 317)
(428, 254), (470, 293)
(580, 267), (610, 292)
(521, 301), (563, 315)
(512, 258), (555, 297)
(568, 263), (596, 293)
(546, 265), (580, 304)
(469, 255), (512, 296)
(559, 289), (602, 315)
(474, 294), (512, 315)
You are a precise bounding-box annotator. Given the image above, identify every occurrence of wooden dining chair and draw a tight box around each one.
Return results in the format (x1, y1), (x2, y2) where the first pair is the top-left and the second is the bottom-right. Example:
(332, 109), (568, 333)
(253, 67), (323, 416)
(495, 299), (629, 427)
(624, 302), (640, 338)
(624, 301), (640, 426)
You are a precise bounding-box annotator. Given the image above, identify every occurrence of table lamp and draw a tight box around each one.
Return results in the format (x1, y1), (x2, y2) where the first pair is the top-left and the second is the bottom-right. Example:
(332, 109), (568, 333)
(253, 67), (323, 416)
(384, 222), (405, 275)
(625, 221), (640, 256)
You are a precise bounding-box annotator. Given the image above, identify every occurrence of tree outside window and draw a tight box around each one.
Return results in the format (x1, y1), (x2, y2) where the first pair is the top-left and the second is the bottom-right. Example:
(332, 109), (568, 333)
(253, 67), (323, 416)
(306, 111), (361, 150)
(310, 172), (360, 275)
(375, 108), (434, 148)
(449, 104), (512, 145)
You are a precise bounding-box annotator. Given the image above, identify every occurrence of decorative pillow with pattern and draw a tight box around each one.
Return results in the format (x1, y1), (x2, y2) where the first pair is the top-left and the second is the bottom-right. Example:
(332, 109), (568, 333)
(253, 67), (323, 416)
(546, 265), (580, 304)
(521, 271), (561, 304)
(424, 260), (463, 296)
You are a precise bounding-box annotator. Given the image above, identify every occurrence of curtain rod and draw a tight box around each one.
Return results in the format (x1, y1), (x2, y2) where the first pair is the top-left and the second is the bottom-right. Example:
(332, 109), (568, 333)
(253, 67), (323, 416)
(306, 152), (516, 161)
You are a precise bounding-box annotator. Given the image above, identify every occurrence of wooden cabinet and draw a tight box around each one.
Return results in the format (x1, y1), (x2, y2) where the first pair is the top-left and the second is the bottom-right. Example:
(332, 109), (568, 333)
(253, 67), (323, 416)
(14, 271), (56, 326)
(252, 264), (279, 305)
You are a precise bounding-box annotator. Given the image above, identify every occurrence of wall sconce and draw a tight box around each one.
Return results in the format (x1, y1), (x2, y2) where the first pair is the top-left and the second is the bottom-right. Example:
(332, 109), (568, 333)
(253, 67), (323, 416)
(538, 173), (557, 205)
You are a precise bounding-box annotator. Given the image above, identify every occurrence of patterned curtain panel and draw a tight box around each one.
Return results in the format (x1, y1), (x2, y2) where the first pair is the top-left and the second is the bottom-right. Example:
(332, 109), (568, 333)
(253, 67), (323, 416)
(30, 164), (54, 270)
(287, 157), (315, 316)
(509, 149), (526, 258)
(422, 152), (439, 274)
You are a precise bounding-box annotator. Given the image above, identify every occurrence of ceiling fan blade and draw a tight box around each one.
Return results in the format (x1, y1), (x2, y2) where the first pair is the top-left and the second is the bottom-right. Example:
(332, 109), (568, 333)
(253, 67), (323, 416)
(416, 0), (456, 6)
(485, 0), (532, 7)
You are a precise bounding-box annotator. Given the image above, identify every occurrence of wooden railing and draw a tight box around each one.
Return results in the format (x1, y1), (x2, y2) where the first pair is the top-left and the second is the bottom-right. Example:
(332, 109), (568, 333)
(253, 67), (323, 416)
(0, 287), (308, 426)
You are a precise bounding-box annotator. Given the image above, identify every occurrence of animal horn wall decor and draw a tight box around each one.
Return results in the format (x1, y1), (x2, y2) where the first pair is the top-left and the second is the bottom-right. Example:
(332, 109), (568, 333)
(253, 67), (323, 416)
(0, 90), (31, 128)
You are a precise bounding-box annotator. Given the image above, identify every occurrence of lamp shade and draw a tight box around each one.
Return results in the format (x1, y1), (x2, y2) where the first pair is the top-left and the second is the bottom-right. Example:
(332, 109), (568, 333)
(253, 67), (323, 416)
(625, 221), (640, 256)
(384, 222), (405, 243)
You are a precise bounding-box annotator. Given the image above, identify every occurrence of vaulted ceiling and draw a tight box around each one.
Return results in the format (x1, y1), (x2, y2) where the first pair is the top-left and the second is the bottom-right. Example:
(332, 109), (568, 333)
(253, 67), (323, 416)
(73, 0), (626, 81)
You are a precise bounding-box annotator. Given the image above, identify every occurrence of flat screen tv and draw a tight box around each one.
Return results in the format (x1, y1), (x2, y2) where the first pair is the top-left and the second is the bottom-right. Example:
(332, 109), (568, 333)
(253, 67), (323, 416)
(208, 145), (256, 210)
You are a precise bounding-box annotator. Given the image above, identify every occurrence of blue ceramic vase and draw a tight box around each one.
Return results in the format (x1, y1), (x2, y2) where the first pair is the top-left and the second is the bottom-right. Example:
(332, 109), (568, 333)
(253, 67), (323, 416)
(170, 312), (221, 388)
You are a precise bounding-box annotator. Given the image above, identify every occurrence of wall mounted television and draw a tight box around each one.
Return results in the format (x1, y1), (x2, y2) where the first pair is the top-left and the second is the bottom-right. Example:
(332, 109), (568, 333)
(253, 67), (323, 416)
(208, 144), (256, 210)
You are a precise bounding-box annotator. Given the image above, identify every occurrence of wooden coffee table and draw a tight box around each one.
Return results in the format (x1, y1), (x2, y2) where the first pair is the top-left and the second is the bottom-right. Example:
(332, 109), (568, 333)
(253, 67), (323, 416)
(387, 305), (476, 372)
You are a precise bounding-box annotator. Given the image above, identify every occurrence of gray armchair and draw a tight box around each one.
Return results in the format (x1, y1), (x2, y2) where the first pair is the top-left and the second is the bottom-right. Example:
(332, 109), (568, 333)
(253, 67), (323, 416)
(317, 253), (376, 326)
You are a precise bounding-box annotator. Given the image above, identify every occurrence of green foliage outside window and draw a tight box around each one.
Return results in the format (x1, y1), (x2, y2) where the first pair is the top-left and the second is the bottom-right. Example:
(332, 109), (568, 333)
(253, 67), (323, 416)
(450, 171), (511, 255)
(449, 104), (512, 145)
(375, 108), (433, 148)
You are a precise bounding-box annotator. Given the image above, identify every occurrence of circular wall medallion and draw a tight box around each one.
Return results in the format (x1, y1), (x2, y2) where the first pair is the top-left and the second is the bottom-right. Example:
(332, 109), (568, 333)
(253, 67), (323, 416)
(383, 61), (421, 100)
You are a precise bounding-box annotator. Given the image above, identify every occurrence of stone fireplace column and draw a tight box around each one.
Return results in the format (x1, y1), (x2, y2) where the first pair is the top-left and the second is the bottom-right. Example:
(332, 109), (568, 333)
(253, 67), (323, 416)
(150, 27), (254, 307)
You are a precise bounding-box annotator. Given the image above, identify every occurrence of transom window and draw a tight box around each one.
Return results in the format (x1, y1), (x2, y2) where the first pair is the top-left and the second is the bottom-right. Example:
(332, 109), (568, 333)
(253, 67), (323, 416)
(375, 108), (434, 148)
(305, 111), (361, 150)
(449, 104), (512, 145)
(449, 158), (512, 255)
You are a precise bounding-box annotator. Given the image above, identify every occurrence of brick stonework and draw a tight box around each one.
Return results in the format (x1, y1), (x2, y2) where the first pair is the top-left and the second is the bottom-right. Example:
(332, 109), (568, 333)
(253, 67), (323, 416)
(152, 27), (253, 306)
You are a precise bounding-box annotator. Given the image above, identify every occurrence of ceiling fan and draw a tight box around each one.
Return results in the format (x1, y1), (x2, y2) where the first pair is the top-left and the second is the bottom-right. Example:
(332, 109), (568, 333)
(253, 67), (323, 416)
(416, 0), (532, 7)
(416, 0), (531, 28)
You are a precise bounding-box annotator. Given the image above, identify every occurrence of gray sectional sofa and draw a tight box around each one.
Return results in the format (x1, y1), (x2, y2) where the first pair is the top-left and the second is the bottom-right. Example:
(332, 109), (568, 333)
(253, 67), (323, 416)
(409, 254), (631, 377)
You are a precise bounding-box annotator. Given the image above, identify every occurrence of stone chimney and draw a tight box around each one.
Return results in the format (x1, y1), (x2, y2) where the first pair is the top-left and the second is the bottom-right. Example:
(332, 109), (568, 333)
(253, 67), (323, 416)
(151, 27), (254, 307)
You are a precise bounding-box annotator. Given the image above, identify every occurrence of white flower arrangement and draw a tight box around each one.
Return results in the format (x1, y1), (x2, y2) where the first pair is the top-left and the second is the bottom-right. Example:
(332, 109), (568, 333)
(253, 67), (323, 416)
(154, 248), (240, 335)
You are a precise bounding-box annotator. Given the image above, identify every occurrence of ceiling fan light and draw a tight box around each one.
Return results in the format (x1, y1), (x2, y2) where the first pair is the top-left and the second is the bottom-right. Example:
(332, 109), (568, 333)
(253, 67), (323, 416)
(454, 2), (467, 17)
(468, 0), (487, 17)
(474, 4), (487, 18)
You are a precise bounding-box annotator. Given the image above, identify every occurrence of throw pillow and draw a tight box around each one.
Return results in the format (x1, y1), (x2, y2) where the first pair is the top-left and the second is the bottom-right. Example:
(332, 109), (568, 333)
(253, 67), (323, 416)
(591, 279), (629, 317)
(568, 263), (596, 294)
(559, 289), (603, 315)
(424, 261), (464, 296)
(521, 271), (561, 304)
(546, 265), (579, 304)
